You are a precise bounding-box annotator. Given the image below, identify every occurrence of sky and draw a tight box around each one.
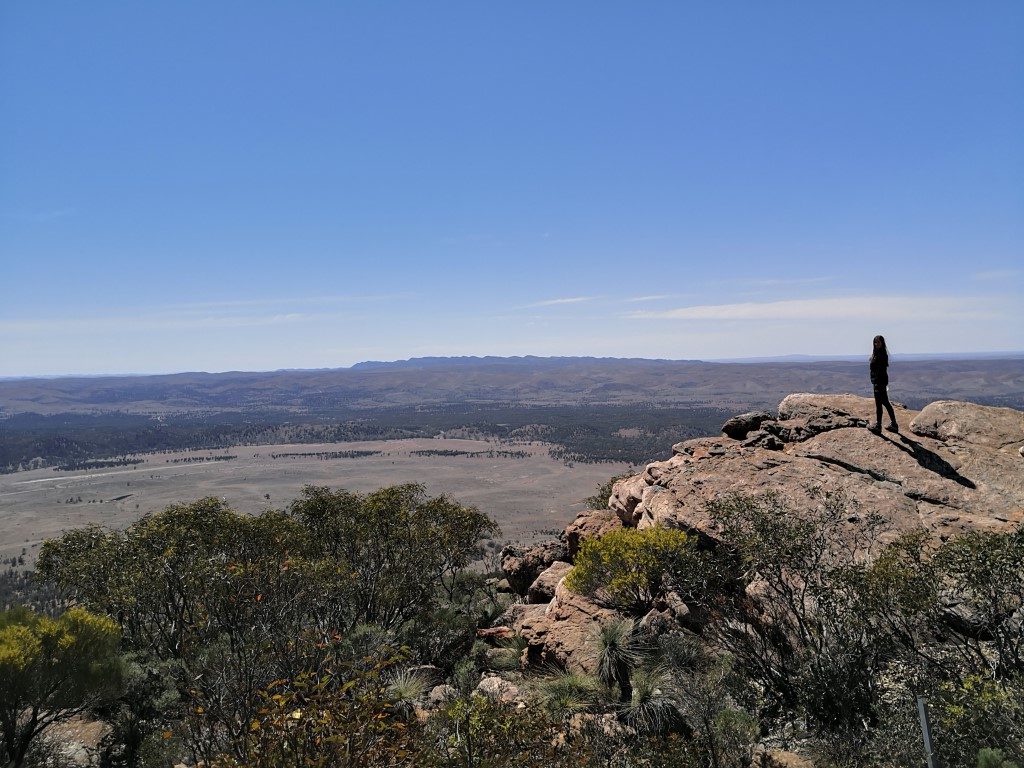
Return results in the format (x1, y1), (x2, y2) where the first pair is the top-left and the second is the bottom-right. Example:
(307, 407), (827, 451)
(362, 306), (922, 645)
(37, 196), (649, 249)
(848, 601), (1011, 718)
(1, 2), (1022, 376)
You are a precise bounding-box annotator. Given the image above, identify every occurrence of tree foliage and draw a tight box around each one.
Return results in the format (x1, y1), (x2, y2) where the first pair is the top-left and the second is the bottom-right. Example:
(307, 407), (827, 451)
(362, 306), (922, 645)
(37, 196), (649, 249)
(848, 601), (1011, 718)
(709, 491), (889, 730)
(35, 486), (498, 766)
(0, 606), (123, 768)
(290, 484), (499, 630)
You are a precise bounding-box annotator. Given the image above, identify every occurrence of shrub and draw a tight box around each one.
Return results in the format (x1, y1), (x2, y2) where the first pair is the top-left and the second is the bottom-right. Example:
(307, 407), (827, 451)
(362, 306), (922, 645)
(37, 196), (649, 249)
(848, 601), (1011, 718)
(565, 526), (709, 612)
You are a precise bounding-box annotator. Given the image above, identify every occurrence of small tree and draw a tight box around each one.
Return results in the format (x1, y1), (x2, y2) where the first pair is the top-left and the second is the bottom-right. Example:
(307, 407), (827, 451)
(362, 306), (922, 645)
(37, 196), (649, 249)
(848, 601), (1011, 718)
(0, 606), (124, 768)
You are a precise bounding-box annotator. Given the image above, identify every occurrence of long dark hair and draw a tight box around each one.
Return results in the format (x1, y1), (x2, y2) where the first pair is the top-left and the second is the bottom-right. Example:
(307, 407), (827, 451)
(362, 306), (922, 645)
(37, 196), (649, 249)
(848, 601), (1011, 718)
(871, 335), (888, 366)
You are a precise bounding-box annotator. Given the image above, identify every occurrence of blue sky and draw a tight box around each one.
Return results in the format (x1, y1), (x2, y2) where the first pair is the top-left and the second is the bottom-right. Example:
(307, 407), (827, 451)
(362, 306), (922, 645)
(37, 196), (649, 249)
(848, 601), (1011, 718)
(1, 2), (1022, 376)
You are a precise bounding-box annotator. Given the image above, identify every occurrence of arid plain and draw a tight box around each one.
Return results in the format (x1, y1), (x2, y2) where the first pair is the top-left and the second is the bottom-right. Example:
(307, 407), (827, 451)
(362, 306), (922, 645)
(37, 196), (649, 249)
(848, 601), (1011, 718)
(0, 437), (629, 562)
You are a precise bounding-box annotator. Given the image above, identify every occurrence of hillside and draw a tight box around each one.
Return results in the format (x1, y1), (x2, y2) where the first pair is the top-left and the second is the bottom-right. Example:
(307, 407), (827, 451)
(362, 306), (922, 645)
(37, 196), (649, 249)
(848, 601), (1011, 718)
(2, 356), (1023, 415)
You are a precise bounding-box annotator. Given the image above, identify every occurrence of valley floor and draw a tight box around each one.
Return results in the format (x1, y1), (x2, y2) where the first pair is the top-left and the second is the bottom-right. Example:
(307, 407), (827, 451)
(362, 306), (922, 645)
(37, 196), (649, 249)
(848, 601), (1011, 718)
(0, 437), (630, 561)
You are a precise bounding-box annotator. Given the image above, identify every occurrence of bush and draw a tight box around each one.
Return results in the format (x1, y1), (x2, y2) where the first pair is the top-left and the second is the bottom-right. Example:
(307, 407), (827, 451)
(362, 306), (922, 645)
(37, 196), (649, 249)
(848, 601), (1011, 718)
(565, 527), (711, 612)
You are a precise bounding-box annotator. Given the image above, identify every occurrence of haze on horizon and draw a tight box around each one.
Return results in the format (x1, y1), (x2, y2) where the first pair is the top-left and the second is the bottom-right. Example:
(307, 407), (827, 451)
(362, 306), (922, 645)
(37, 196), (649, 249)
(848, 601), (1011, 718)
(2, 3), (1022, 377)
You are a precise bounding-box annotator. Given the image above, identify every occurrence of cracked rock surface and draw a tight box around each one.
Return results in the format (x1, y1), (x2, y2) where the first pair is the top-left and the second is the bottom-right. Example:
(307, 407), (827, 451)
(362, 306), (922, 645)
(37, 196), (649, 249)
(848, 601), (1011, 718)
(612, 394), (1024, 541)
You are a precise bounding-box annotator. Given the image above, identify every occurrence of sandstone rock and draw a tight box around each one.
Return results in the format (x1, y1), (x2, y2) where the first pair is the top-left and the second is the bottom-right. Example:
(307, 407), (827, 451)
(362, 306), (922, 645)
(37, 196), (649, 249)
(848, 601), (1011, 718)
(507, 577), (620, 673)
(568, 711), (634, 740)
(621, 395), (1023, 544)
(498, 601), (548, 629)
(476, 625), (514, 640)
(527, 561), (574, 603)
(722, 410), (776, 440)
(742, 429), (784, 450)
(518, 394), (1024, 691)
(767, 393), (872, 442)
(910, 400), (1024, 449)
(429, 684), (457, 705)
(610, 473), (650, 525)
(660, 590), (691, 622)
(562, 508), (623, 559)
(777, 393), (876, 423)
(639, 607), (673, 635)
(46, 718), (110, 768)
(500, 540), (569, 595)
(755, 748), (817, 768)
(475, 675), (522, 703)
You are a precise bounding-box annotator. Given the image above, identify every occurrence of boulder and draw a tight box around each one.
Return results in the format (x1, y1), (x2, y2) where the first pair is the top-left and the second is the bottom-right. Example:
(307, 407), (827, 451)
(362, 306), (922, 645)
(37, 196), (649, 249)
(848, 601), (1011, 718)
(485, 576), (513, 592)
(45, 718), (111, 768)
(910, 400), (1024, 449)
(475, 675), (523, 703)
(527, 561), (574, 604)
(508, 578), (620, 673)
(755, 748), (817, 768)
(476, 626), (514, 640)
(741, 429), (784, 450)
(428, 684), (457, 705)
(610, 473), (650, 525)
(562, 508), (623, 560)
(638, 607), (673, 635)
(722, 410), (776, 440)
(500, 540), (569, 595)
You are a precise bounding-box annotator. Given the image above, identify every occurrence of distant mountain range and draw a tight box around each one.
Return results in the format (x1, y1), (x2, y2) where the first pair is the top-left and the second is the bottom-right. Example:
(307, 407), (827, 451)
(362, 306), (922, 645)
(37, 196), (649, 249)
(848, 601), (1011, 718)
(352, 351), (1024, 370)
(2, 355), (1022, 416)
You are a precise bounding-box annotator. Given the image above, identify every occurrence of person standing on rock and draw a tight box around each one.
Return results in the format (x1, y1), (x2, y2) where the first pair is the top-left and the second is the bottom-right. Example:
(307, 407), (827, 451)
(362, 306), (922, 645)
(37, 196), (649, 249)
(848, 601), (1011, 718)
(869, 335), (899, 434)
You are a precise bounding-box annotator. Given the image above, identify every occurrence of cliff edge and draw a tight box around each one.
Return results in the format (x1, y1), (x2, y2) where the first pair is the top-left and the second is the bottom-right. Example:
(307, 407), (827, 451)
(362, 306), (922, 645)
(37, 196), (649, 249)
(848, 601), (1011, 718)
(500, 394), (1024, 672)
(611, 393), (1024, 542)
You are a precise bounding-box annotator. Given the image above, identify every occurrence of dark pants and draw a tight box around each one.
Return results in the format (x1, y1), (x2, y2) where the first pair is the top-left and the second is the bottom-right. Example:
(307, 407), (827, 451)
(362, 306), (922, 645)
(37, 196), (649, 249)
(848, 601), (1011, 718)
(873, 383), (896, 427)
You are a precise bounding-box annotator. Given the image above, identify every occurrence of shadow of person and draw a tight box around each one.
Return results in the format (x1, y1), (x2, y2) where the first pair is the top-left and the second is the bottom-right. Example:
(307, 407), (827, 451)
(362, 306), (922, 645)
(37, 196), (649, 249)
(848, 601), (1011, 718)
(880, 432), (976, 489)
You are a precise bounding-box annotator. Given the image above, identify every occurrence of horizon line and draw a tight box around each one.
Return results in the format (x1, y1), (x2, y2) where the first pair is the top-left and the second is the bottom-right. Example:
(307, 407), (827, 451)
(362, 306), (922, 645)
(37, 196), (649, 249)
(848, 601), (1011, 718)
(2, 350), (1023, 382)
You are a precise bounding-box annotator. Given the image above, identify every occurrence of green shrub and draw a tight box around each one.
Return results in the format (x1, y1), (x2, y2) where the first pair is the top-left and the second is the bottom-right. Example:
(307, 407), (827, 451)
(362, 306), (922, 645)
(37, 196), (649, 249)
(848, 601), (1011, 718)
(978, 747), (1022, 768)
(565, 526), (708, 612)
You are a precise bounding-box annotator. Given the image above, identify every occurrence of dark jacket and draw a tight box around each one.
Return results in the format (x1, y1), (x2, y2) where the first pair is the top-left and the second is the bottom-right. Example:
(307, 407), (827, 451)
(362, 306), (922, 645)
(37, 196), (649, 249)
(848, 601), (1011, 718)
(870, 353), (888, 387)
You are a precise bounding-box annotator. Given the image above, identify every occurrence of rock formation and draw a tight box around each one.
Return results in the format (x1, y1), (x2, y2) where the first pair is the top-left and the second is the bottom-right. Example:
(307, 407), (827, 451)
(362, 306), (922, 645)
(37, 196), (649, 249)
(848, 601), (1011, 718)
(499, 394), (1024, 672)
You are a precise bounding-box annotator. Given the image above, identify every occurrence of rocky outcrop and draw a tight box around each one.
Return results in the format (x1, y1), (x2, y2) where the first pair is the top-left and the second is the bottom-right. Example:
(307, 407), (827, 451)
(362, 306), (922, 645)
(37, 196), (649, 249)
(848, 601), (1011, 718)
(500, 540), (569, 595)
(527, 561), (574, 604)
(910, 400), (1024, 449)
(510, 576), (619, 673)
(561, 508), (623, 560)
(612, 394), (1023, 541)
(499, 394), (1023, 674)
(721, 410), (775, 440)
(475, 674), (524, 703)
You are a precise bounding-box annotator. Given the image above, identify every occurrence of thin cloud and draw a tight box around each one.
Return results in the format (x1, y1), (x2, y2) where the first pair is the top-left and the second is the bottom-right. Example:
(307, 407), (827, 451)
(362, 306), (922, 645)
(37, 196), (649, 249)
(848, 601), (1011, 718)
(628, 296), (1000, 322)
(972, 269), (1021, 282)
(0, 294), (407, 335)
(744, 276), (834, 287)
(527, 296), (598, 307)
(623, 295), (674, 303)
